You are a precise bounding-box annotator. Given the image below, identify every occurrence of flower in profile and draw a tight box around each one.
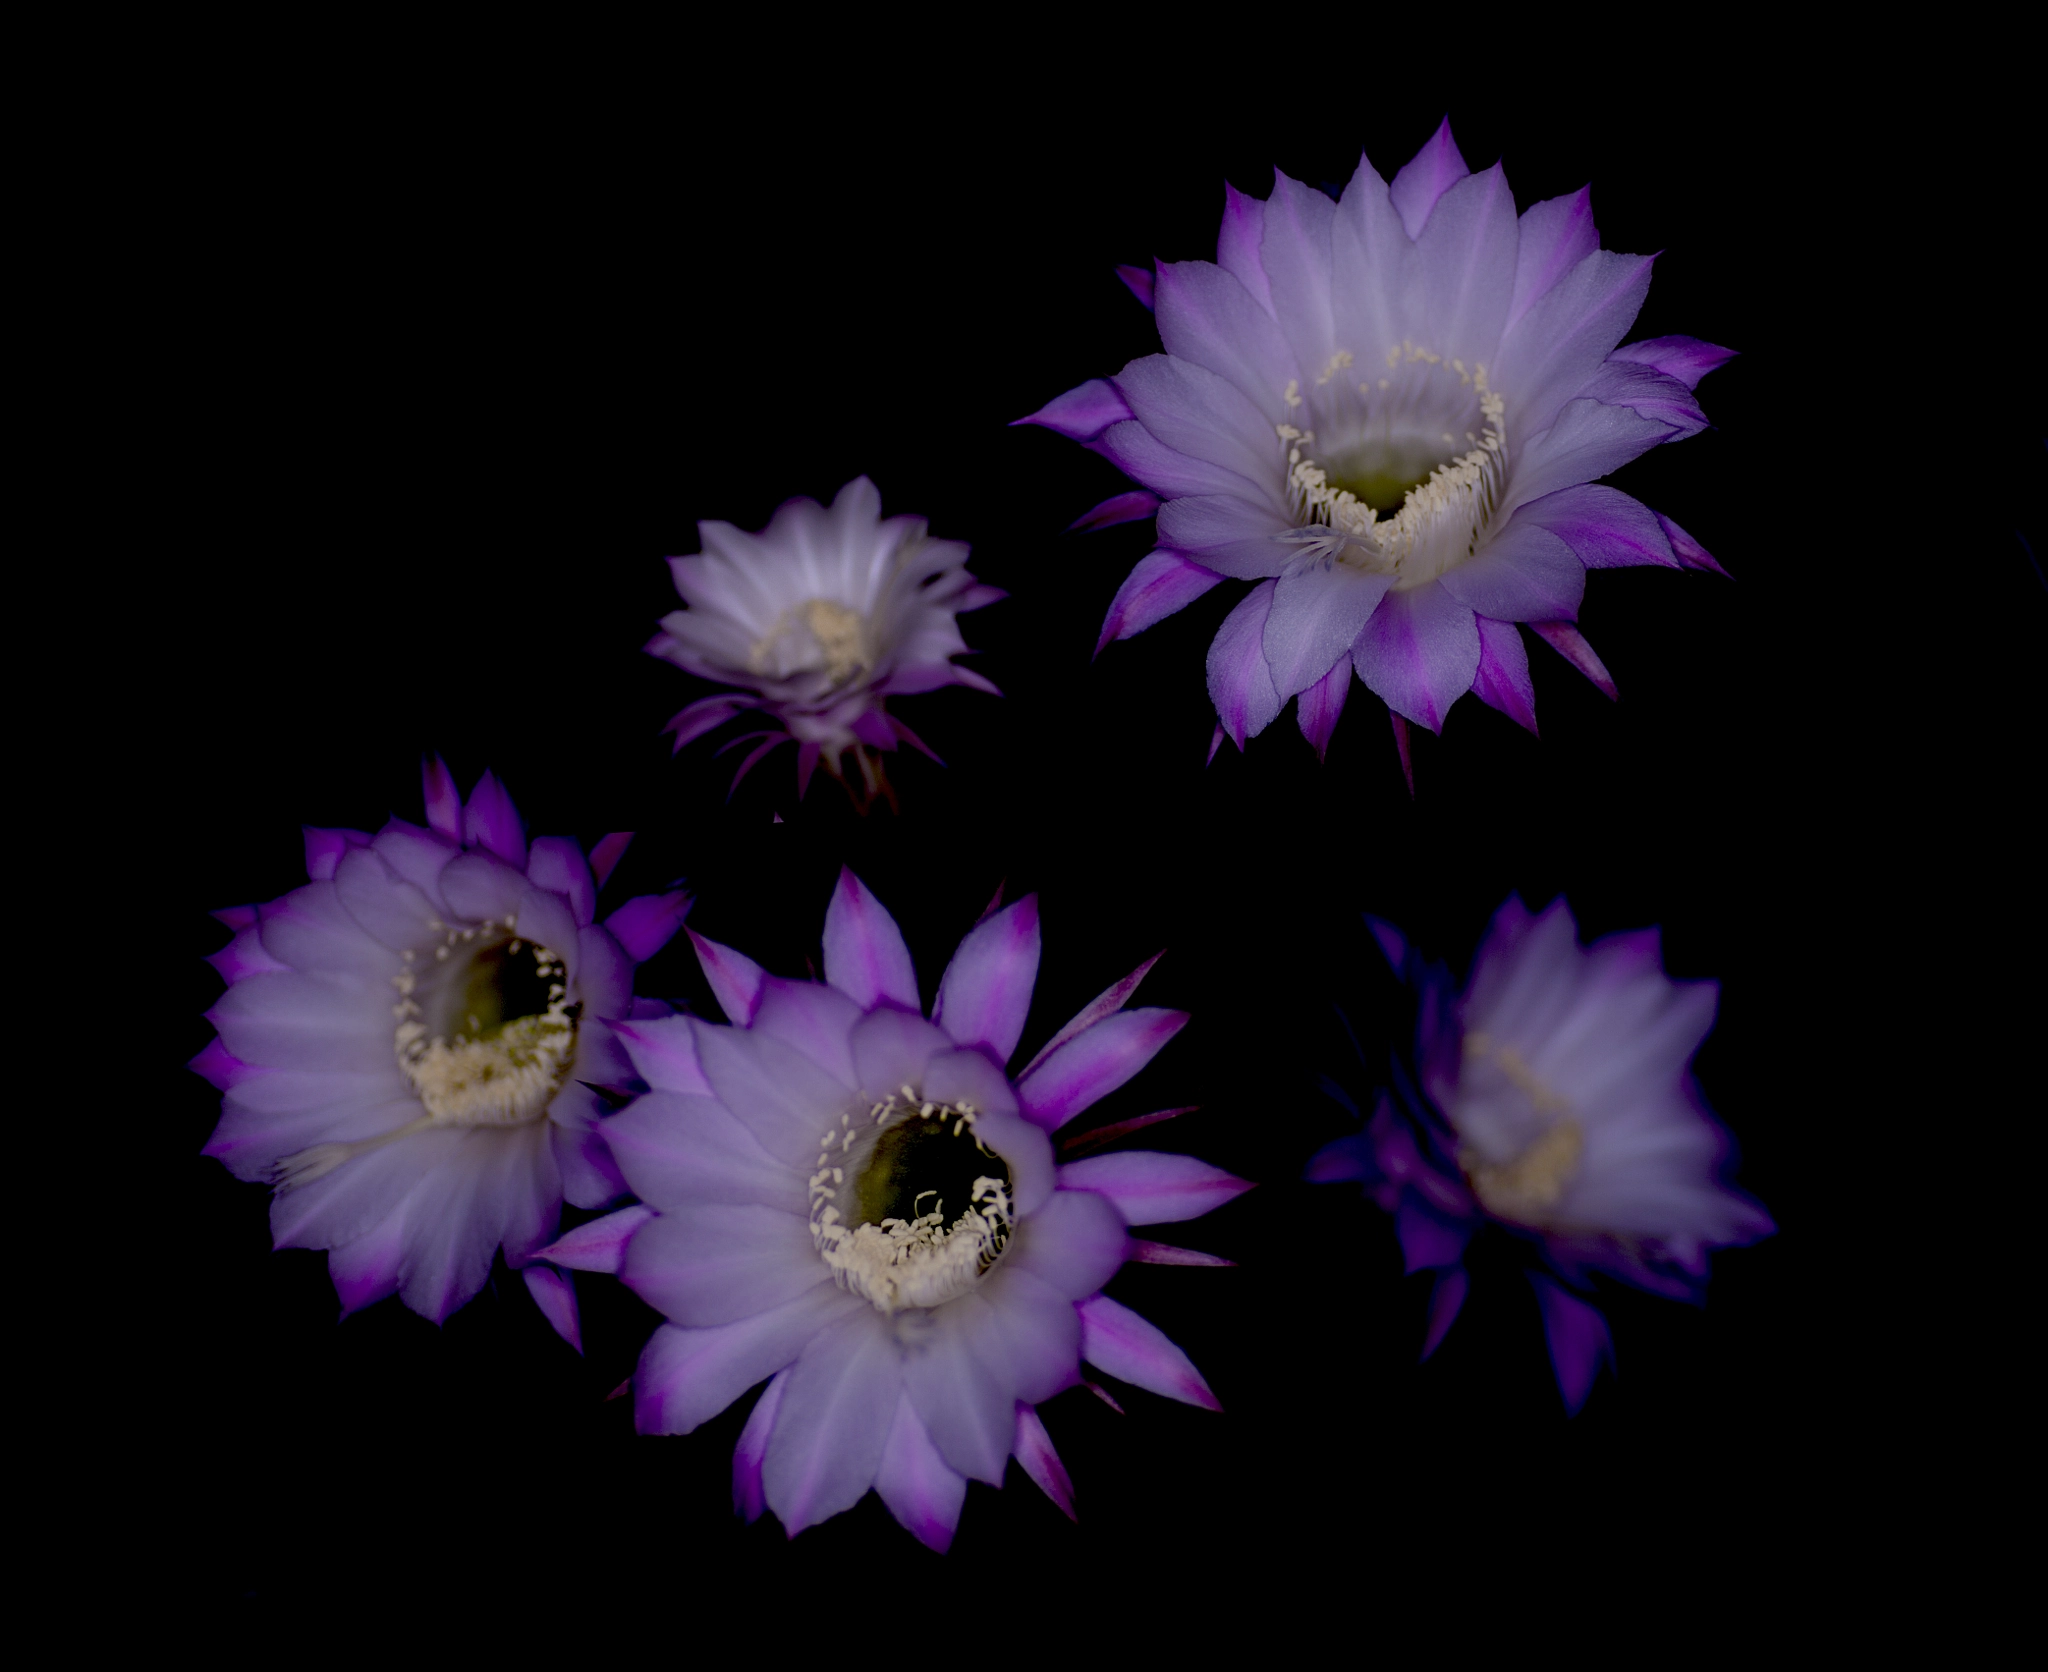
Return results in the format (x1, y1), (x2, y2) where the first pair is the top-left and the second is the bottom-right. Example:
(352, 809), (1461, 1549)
(1308, 898), (1771, 1412)
(538, 870), (1250, 1550)
(1019, 120), (1734, 782)
(191, 758), (691, 1337)
(648, 477), (1003, 809)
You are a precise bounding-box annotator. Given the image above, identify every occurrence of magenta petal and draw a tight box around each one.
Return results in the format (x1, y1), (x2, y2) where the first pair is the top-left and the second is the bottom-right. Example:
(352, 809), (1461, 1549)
(1507, 185), (1598, 332)
(766, 1310), (903, 1534)
(1471, 616), (1538, 735)
(1421, 1267), (1470, 1359)
(522, 1264), (582, 1353)
(688, 930), (767, 1026)
(822, 869), (919, 1012)
(1013, 1403), (1076, 1521)
(1608, 334), (1737, 391)
(551, 1097), (629, 1211)
(1296, 656), (1351, 761)
(1352, 582), (1482, 732)
(1012, 378), (1134, 441)
(751, 977), (862, 1086)
(1057, 1151), (1253, 1226)
(1530, 1274), (1614, 1415)
(1128, 1240), (1234, 1267)
(533, 1203), (655, 1274)
(1442, 522), (1587, 623)
(1008, 1187), (1127, 1300)
(1095, 551), (1225, 657)
(733, 1369), (786, 1523)
(422, 754), (461, 841)
(302, 826), (370, 883)
(602, 889), (690, 964)
(1206, 579), (1283, 746)
(1116, 263), (1155, 310)
(665, 694), (755, 751)
(1530, 620), (1618, 700)
(635, 1286), (857, 1438)
(1018, 952), (1162, 1079)
(588, 831), (634, 888)
(1658, 512), (1731, 577)
(932, 896), (1041, 1065)
(1016, 1008), (1189, 1132)
(1395, 1199), (1474, 1272)
(526, 835), (598, 926)
(1388, 116), (1470, 239)
(189, 1035), (263, 1092)
(1076, 1293), (1220, 1411)
(329, 1218), (407, 1319)
(874, 1395), (969, 1554)
(207, 922), (291, 984)
(212, 904), (258, 931)
(1069, 490), (1162, 533)
(1263, 560), (1394, 700)
(461, 770), (528, 870)
(1216, 181), (1273, 315)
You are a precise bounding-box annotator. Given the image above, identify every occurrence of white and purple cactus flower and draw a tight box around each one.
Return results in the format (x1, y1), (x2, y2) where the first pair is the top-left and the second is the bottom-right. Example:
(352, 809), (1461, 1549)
(648, 476), (1004, 807)
(1309, 897), (1772, 1413)
(537, 870), (1250, 1550)
(191, 760), (692, 1338)
(1019, 120), (1733, 776)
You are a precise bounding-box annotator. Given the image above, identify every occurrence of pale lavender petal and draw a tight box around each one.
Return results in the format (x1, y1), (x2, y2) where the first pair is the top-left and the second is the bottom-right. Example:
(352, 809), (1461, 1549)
(1012, 378), (1133, 440)
(303, 826), (371, 883)
(621, 1203), (825, 1329)
(1505, 397), (1677, 515)
(1016, 1008), (1189, 1132)
(1018, 953), (1161, 1079)
(1207, 579), (1283, 746)
(1421, 1268), (1470, 1359)
(1495, 250), (1657, 437)
(1658, 512), (1731, 577)
(1217, 181), (1273, 314)
(1076, 1293), (1220, 1411)
(422, 754), (461, 841)
(1510, 484), (1677, 570)
(523, 1264), (582, 1353)
(634, 1284), (859, 1437)
(1531, 1275), (1614, 1415)
(367, 818), (457, 909)
(208, 974), (388, 1075)
(332, 846), (446, 951)
(549, 1083), (629, 1209)
(1472, 616), (1538, 735)
(1609, 334), (1736, 390)
(613, 1014), (714, 1095)
(329, 1215), (407, 1318)
(436, 849), (528, 928)
(1116, 351), (1291, 487)
(605, 889), (690, 964)
(1352, 581), (1482, 732)
(692, 1022), (851, 1168)
(533, 1203), (654, 1273)
(764, 1309), (902, 1535)
(1007, 1186), (1128, 1300)
(461, 771), (527, 870)
(1094, 418), (1273, 504)
(975, 1265), (1083, 1404)
(604, 1092), (808, 1215)
(688, 930), (767, 1025)
(850, 1006), (957, 1102)
(1331, 150), (1418, 358)
(961, 1105), (1054, 1217)
(901, 1295), (1016, 1485)
(733, 1369), (786, 1522)
(751, 977), (862, 1086)
(1012, 1403), (1076, 1521)
(1530, 620), (1618, 700)
(921, 1047), (1022, 1120)
(513, 886), (581, 977)
(1578, 360), (1708, 439)
(932, 896), (1041, 1064)
(1388, 117), (1469, 239)
(1153, 495), (1295, 580)
(1257, 174), (1339, 384)
(1058, 1151), (1253, 1226)
(1069, 490), (1161, 533)
(1416, 162), (1518, 358)
(525, 836), (597, 926)
(588, 831), (633, 888)
(874, 1396), (969, 1554)
(1507, 186), (1598, 332)
(209, 920), (292, 984)
(574, 923), (633, 1020)
(1151, 261), (1299, 421)
(1264, 559), (1395, 699)
(1442, 522), (1587, 623)
(1297, 655), (1351, 760)
(823, 869), (919, 1012)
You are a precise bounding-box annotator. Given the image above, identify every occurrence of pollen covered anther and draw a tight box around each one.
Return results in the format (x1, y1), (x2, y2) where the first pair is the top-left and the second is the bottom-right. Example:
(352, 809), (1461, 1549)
(810, 1092), (1015, 1312)
(391, 927), (579, 1129)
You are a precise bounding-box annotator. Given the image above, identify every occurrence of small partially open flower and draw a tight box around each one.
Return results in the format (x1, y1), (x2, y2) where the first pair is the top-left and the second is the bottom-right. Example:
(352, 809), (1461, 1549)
(1308, 898), (1771, 1412)
(540, 870), (1250, 1550)
(1019, 120), (1733, 779)
(191, 759), (691, 1333)
(648, 477), (1003, 808)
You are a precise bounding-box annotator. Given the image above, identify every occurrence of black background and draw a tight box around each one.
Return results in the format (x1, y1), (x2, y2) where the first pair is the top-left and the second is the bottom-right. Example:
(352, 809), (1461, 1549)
(83, 36), (2038, 1642)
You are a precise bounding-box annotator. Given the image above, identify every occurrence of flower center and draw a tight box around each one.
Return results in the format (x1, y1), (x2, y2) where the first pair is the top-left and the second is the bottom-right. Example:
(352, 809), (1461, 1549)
(390, 918), (579, 1129)
(1454, 1031), (1584, 1225)
(748, 597), (872, 685)
(1275, 346), (1507, 590)
(809, 1088), (1015, 1313)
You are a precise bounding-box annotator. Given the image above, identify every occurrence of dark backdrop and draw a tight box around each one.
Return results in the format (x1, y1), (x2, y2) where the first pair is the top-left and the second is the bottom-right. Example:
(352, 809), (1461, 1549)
(97, 45), (2038, 1641)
